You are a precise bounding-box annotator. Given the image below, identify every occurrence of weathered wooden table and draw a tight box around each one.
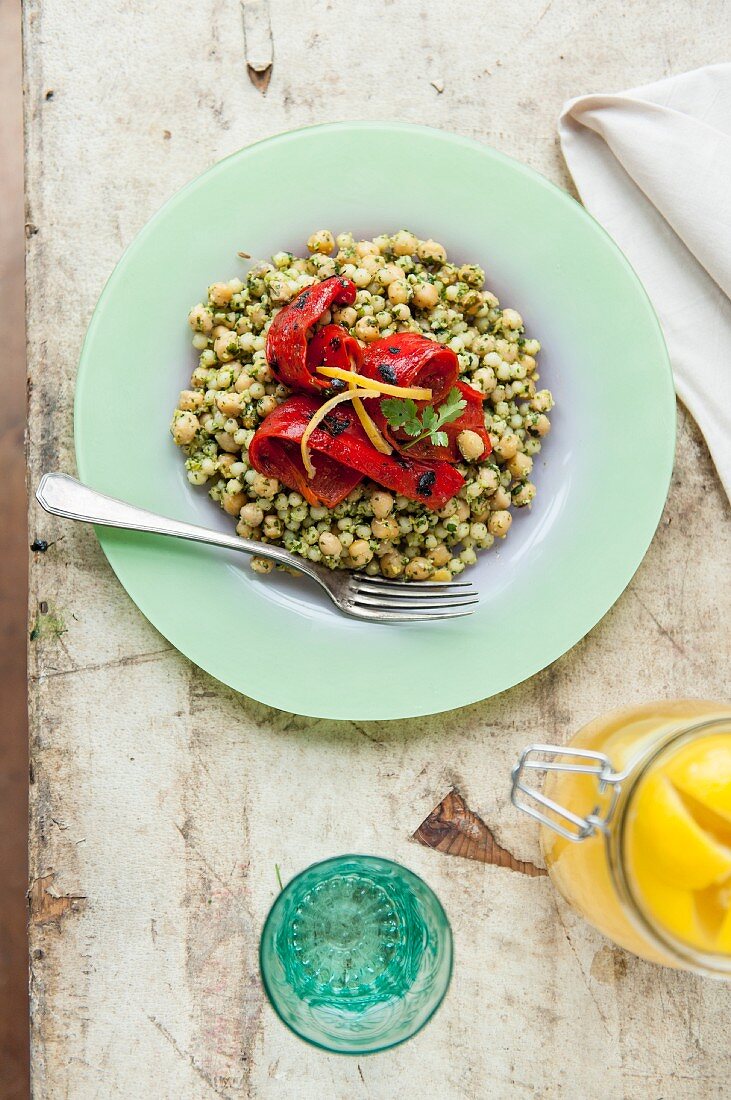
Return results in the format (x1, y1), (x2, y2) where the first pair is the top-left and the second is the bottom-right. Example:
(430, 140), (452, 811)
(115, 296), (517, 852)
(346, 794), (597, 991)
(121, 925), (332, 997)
(25, 2), (731, 1096)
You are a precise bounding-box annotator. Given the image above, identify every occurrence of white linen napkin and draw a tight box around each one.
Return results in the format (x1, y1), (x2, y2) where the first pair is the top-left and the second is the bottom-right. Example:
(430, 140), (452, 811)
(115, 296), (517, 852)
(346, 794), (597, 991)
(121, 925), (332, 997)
(559, 64), (731, 500)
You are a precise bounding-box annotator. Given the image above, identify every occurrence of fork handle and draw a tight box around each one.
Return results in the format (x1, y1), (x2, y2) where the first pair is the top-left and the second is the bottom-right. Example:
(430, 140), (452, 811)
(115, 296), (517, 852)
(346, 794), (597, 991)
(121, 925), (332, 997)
(35, 472), (304, 573)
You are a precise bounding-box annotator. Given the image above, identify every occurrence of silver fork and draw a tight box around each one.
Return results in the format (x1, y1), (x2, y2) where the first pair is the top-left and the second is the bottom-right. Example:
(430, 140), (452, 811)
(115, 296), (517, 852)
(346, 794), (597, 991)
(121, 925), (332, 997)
(35, 473), (478, 623)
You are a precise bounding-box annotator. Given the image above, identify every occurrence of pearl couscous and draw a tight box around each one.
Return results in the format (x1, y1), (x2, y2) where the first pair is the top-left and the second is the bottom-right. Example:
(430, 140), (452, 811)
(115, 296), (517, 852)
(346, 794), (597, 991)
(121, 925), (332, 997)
(171, 231), (553, 580)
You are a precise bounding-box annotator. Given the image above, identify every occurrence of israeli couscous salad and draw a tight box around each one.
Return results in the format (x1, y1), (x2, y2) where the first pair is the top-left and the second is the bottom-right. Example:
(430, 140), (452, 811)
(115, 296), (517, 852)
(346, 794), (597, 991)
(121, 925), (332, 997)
(170, 230), (553, 582)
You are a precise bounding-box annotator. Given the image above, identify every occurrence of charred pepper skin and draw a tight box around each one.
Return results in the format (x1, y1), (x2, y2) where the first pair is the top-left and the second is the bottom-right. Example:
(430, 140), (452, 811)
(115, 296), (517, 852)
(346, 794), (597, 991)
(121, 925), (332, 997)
(249, 395), (464, 510)
(360, 336), (491, 462)
(266, 277), (357, 395)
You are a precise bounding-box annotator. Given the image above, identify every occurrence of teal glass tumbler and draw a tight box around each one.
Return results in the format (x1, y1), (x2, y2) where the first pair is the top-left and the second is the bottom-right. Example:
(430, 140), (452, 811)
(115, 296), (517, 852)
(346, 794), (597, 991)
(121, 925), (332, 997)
(259, 854), (453, 1054)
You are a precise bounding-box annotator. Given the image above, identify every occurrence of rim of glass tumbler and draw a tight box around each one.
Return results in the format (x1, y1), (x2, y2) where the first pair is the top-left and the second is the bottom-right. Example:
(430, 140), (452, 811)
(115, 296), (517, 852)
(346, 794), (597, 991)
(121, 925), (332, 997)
(259, 854), (454, 1055)
(610, 715), (731, 977)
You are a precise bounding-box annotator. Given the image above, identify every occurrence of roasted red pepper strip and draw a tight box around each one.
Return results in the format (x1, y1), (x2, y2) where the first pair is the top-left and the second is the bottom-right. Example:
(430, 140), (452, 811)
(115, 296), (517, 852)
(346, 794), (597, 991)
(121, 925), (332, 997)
(248, 396), (362, 508)
(249, 395), (464, 510)
(360, 333), (459, 406)
(266, 277), (357, 395)
(306, 323), (363, 379)
(404, 381), (492, 463)
(357, 335), (489, 461)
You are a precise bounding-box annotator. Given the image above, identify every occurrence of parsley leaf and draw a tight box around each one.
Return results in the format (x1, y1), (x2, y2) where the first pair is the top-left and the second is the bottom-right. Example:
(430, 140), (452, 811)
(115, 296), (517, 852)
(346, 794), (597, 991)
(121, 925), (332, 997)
(382, 387), (467, 451)
(381, 397), (422, 436)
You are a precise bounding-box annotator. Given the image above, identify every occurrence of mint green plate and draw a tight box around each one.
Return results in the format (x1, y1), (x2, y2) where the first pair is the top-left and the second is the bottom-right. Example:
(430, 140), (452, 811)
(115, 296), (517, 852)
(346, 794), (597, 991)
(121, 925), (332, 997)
(74, 122), (674, 721)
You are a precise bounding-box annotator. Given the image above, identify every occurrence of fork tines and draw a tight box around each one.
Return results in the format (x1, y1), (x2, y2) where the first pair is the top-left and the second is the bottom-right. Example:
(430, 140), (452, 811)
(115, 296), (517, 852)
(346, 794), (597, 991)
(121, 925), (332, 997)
(349, 575), (478, 621)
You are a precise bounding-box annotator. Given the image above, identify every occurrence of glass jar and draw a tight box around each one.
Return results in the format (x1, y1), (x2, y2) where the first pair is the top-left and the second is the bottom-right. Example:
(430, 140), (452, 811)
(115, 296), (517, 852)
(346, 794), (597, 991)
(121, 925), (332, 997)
(512, 700), (731, 976)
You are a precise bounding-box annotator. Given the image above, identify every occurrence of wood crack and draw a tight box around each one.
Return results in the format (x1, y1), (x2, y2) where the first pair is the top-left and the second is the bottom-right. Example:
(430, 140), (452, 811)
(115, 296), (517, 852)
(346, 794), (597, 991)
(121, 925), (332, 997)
(413, 788), (547, 876)
(30, 646), (174, 682)
(147, 1015), (230, 1098)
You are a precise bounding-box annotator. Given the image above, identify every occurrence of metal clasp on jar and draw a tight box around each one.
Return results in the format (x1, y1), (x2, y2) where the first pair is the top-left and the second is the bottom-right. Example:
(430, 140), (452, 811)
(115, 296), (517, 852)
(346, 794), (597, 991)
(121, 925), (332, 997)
(511, 744), (629, 842)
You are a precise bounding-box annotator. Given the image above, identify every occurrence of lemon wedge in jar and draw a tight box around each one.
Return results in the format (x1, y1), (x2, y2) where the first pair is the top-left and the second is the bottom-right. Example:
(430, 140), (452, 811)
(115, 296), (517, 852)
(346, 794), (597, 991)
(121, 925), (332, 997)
(664, 739), (731, 826)
(717, 900), (731, 953)
(627, 843), (704, 945)
(630, 772), (731, 890)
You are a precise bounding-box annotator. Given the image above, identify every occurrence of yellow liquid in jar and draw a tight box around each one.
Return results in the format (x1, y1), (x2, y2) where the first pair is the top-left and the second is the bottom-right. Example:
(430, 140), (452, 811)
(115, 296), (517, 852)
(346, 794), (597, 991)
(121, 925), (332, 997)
(542, 701), (731, 965)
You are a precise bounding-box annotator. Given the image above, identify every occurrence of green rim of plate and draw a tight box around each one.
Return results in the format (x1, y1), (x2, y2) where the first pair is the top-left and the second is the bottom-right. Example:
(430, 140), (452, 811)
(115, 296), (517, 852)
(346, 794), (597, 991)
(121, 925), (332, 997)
(74, 122), (675, 721)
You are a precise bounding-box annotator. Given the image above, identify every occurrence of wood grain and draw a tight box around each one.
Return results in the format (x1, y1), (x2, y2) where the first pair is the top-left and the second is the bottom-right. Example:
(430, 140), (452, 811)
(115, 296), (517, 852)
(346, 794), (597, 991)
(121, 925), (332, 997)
(24, 2), (731, 1097)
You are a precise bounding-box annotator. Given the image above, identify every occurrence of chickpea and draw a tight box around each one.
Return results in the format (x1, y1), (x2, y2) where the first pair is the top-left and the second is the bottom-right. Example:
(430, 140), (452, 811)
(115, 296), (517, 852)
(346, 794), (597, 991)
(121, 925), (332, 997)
(501, 308), (523, 330)
(171, 411), (199, 445)
(477, 466), (500, 493)
(257, 395), (278, 417)
(214, 333), (238, 362)
(318, 531), (343, 557)
(222, 491), (246, 517)
(241, 502), (264, 527)
(251, 474), (279, 499)
(473, 366), (497, 395)
(348, 539), (373, 567)
(531, 390), (553, 413)
(454, 499), (470, 523)
(493, 432), (520, 461)
(370, 491), (394, 519)
(532, 413), (551, 437)
(178, 389), (203, 412)
(380, 551), (404, 578)
(377, 263), (403, 287)
(405, 556), (432, 581)
(459, 264), (485, 288)
(387, 279), (411, 306)
(428, 545), (451, 567)
(491, 487), (512, 510)
(214, 431), (238, 454)
(218, 453), (236, 474)
(391, 230), (418, 256)
(334, 305), (358, 325)
(354, 316), (381, 343)
(267, 277), (295, 303)
(188, 304), (213, 333)
(234, 373), (253, 394)
(215, 391), (242, 418)
(263, 515), (282, 539)
(508, 451), (533, 480)
(488, 510), (512, 537)
(250, 556), (273, 574)
(307, 229), (335, 255)
(457, 429), (485, 462)
(417, 239), (447, 265)
(352, 267), (372, 288)
(371, 516), (399, 540)
(431, 567), (452, 582)
(470, 522), (488, 542)
(512, 482), (536, 507)
(355, 239), (379, 258)
(209, 282), (234, 308)
(191, 366), (210, 389)
(412, 281), (439, 309)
